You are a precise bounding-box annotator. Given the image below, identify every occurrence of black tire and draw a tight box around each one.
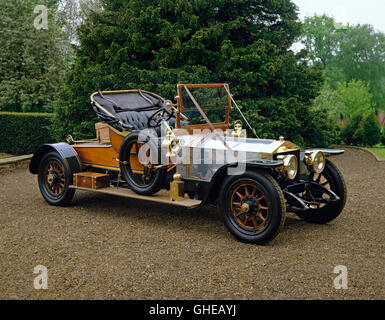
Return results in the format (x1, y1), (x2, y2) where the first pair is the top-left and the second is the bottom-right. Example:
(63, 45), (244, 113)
(37, 151), (75, 206)
(219, 170), (286, 245)
(119, 132), (166, 196)
(296, 160), (347, 224)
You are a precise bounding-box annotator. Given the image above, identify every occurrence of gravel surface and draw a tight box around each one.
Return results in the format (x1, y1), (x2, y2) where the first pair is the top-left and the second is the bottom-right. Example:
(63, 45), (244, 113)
(0, 148), (384, 300)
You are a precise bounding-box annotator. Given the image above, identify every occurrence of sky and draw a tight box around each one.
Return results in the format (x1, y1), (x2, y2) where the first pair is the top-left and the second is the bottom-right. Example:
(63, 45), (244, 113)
(293, 0), (385, 33)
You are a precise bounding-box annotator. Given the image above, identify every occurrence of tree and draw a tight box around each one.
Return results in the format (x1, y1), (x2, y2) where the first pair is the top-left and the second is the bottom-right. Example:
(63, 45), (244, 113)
(53, 0), (330, 147)
(335, 80), (375, 119)
(0, 0), (67, 112)
(312, 87), (344, 119)
(342, 113), (382, 147)
(336, 25), (385, 110)
(55, 0), (103, 61)
(301, 14), (346, 67)
(333, 80), (381, 147)
(301, 15), (385, 111)
(360, 114), (382, 147)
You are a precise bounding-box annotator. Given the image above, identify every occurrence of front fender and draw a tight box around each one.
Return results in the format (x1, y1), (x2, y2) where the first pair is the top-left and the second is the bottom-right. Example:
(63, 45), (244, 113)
(29, 143), (82, 175)
(197, 160), (283, 207)
(299, 149), (345, 181)
(303, 149), (345, 157)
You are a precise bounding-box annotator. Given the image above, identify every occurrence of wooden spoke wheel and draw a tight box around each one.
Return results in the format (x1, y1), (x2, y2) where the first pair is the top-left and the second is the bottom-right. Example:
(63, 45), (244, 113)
(230, 184), (269, 231)
(295, 160), (347, 224)
(44, 160), (66, 196)
(38, 151), (75, 206)
(302, 170), (333, 209)
(220, 171), (286, 245)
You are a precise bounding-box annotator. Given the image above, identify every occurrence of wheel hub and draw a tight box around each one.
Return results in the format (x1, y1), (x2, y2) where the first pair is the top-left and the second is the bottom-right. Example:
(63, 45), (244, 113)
(241, 203), (250, 213)
(47, 170), (61, 186)
(44, 160), (65, 196)
(230, 184), (269, 231)
(47, 173), (54, 185)
(242, 196), (259, 217)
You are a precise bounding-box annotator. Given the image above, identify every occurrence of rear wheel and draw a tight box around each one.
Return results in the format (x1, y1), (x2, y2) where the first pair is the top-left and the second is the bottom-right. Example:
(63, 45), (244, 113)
(220, 170), (286, 245)
(38, 151), (75, 206)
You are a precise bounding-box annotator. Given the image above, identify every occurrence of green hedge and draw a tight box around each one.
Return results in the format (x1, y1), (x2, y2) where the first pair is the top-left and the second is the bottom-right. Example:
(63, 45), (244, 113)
(0, 112), (54, 155)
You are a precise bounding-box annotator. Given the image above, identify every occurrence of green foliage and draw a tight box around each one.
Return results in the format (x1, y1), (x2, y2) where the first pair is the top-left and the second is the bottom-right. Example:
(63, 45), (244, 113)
(313, 79), (379, 146)
(53, 0), (332, 147)
(341, 115), (361, 146)
(303, 16), (385, 147)
(381, 128), (385, 146)
(301, 15), (385, 111)
(303, 106), (341, 148)
(341, 113), (382, 147)
(335, 25), (385, 109)
(0, 0), (66, 113)
(301, 14), (345, 67)
(360, 114), (382, 147)
(335, 80), (375, 119)
(312, 87), (344, 118)
(0, 112), (54, 154)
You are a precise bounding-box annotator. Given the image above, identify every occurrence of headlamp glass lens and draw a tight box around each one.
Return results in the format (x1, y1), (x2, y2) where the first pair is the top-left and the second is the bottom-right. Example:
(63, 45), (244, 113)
(313, 151), (325, 173)
(285, 155), (298, 180)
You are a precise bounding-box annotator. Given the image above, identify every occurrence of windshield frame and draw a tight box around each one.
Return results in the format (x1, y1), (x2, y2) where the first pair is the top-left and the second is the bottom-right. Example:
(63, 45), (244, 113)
(176, 83), (232, 130)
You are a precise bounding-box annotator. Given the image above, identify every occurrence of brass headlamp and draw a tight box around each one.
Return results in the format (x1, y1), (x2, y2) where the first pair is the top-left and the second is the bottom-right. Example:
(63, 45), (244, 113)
(305, 150), (326, 174)
(277, 154), (298, 180)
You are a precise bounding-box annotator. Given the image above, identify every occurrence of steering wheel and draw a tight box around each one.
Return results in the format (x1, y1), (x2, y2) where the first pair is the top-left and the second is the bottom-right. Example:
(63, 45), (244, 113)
(148, 108), (173, 128)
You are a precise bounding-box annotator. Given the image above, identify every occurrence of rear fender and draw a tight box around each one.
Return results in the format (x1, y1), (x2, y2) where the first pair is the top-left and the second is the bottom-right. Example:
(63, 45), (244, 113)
(29, 143), (82, 175)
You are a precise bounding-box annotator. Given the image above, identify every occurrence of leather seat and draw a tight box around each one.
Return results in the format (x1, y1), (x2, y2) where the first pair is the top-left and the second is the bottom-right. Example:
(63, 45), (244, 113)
(118, 110), (178, 134)
(118, 110), (156, 131)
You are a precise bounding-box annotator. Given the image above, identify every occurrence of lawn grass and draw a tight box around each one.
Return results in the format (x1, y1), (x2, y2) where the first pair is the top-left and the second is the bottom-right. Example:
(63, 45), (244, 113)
(0, 153), (12, 158)
(368, 147), (385, 159)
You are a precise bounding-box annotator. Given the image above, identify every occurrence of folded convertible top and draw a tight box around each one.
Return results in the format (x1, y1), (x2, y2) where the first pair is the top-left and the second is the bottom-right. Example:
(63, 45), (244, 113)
(90, 90), (166, 131)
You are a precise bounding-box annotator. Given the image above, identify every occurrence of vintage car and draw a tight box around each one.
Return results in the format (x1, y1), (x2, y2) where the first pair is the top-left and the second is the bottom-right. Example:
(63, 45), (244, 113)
(30, 83), (347, 244)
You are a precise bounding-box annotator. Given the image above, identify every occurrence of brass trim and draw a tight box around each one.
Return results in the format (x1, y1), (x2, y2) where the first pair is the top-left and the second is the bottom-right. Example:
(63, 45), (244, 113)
(81, 162), (120, 170)
(241, 203), (250, 213)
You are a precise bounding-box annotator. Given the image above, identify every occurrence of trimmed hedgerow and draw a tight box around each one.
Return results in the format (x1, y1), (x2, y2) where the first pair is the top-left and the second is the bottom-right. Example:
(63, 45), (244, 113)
(0, 112), (54, 155)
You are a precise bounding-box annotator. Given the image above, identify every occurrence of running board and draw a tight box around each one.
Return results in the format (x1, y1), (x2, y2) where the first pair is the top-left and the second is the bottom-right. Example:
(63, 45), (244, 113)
(69, 185), (202, 208)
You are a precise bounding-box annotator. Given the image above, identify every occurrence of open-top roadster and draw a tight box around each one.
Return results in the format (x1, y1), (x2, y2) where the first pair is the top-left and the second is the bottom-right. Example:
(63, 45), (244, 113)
(30, 83), (347, 244)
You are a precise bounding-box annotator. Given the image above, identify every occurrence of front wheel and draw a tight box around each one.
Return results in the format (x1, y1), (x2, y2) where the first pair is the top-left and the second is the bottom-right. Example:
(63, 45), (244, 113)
(219, 170), (286, 245)
(37, 151), (75, 206)
(295, 160), (347, 224)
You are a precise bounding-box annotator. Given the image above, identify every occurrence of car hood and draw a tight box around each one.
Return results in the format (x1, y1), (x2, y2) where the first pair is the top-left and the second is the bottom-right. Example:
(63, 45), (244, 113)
(177, 133), (300, 155)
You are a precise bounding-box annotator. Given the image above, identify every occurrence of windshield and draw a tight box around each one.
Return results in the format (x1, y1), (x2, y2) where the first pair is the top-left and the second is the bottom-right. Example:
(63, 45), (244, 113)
(179, 84), (230, 126)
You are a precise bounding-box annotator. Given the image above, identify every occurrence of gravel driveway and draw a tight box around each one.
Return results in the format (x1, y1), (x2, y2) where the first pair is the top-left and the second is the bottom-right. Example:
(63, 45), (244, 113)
(0, 148), (384, 300)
